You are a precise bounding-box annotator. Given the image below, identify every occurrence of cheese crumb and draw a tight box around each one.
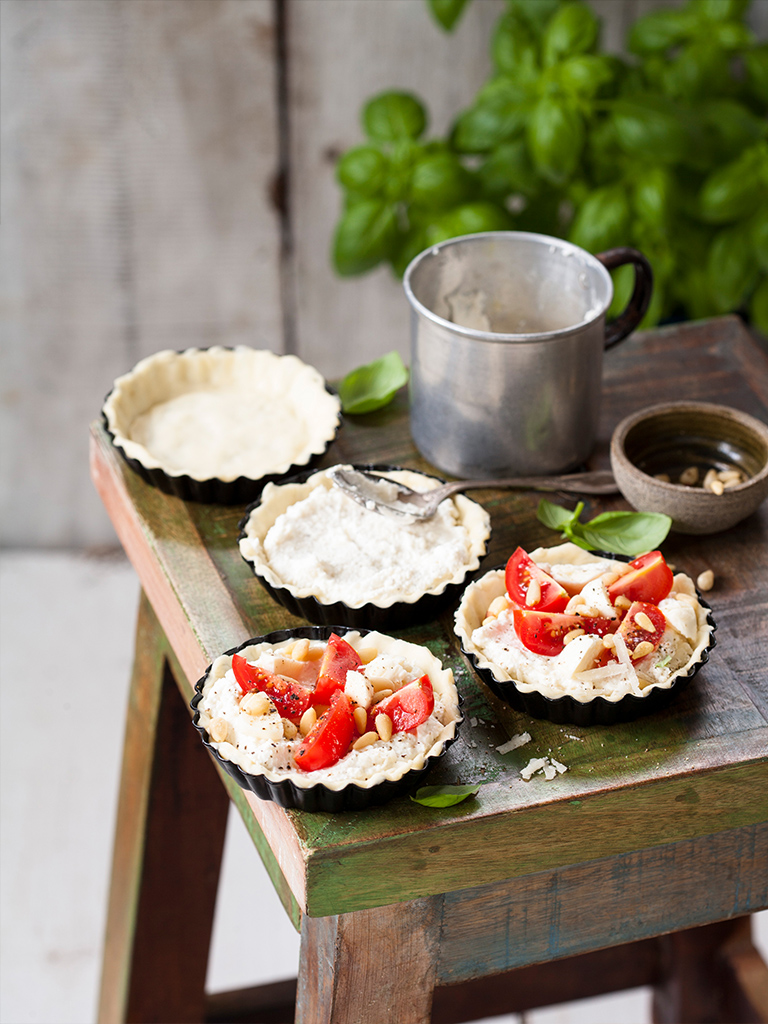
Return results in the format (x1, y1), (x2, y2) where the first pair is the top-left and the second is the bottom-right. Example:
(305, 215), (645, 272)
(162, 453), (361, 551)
(496, 732), (532, 755)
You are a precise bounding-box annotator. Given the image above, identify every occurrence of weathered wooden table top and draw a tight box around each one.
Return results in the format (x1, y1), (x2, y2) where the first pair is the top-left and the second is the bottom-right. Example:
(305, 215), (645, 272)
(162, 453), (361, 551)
(90, 315), (768, 928)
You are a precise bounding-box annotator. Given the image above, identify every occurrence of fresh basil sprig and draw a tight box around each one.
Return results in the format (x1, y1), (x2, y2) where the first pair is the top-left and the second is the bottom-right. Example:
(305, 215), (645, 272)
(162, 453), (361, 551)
(537, 498), (672, 557)
(410, 784), (481, 807)
(338, 351), (408, 414)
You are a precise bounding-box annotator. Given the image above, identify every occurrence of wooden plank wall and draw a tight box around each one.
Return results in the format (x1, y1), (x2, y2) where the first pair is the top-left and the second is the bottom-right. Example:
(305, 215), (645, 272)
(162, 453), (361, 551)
(1, 0), (765, 547)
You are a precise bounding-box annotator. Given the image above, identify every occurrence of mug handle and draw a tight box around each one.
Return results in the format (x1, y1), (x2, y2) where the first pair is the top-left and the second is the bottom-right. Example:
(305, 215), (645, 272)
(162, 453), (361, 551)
(596, 247), (654, 350)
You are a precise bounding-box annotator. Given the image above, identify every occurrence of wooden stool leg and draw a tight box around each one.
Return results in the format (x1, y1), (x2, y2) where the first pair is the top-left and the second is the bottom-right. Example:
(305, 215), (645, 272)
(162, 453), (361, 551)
(295, 896), (442, 1024)
(653, 917), (768, 1024)
(98, 592), (230, 1024)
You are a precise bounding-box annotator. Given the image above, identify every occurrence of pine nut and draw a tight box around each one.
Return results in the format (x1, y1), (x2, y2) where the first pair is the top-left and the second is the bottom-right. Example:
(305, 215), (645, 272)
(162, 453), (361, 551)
(696, 569), (714, 592)
(280, 642), (295, 659)
(718, 469), (742, 483)
(209, 717), (228, 742)
(525, 578), (541, 607)
(634, 611), (655, 633)
(703, 468), (719, 491)
(375, 713), (393, 742)
(631, 640), (655, 660)
(353, 706), (368, 734)
(602, 634), (616, 649)
(372, 688), (394, 704)
(358, 646), (378, 664)
(307, 645), (324, 661)
(601, 572), (620, 586)
(241, 691), (272, 716)
(353, 731), (378, 751)
(679, 466), (699, 486)
(563, 628), (585, 644)
(654, 473), (671, 482)
(299, 707), (317, 736)
(710, 479), (724, 495)
(722, 478), (742, 490)
(292, 638), (310, 661)
(370, 677), (395, 693)
(615, 595), (631, 610)
(487, 595), (509, 618)
(282, 719), (298, 740)
(481, 616), (494, 626)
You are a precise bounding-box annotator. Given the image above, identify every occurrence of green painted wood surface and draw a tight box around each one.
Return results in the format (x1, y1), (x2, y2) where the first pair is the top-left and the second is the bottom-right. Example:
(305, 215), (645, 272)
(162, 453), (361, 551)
(92, 316), (768, 922)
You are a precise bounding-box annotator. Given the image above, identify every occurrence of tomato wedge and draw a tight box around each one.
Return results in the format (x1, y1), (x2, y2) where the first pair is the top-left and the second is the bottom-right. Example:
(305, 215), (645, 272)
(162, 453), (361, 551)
(375, 675), (434, 733)
(617, 601), (666, 656)
(294, 690), (355, 772)
(513, 609), (617, 657)
(314, 633), (362, 704)
(607, 551), (673, 605)
(231, 654), (312, 722)
(505, 547), (569, 612)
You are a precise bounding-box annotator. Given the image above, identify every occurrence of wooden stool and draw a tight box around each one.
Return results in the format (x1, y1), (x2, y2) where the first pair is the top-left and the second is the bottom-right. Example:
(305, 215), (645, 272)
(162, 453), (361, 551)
(92, 316), (768, 1024)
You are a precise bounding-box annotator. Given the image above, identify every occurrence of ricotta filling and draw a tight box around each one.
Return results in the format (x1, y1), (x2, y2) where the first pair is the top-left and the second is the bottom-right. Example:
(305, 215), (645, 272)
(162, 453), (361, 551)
(455, 543), (713, 703)
(103, 347), (341, 481)
(196, 631), (460, 790)
(239, 468), (491, 608)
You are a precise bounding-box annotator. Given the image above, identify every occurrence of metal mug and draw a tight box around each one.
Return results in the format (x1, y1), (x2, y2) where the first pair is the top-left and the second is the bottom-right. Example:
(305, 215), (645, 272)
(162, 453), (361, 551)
(403, 231), (653, 478)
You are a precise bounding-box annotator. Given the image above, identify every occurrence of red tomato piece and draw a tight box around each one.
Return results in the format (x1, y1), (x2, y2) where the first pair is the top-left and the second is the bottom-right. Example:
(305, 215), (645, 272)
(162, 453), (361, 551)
(294, 691), (355, 772)
(607, 551), (673, 605)
(231, 653), (312, 722)
(617, 601), (666, 656)
(375, 675), (434, 733)
(314, 633), (362, 704)
(505, 547), (569, 612)
(513, 609), (617, 657)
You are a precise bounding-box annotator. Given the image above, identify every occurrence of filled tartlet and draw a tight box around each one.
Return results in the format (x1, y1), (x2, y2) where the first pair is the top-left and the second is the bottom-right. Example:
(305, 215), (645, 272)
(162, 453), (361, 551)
(455, 542), (716, 725)
(238, 465), (491, 629)
(102, 347), (342, 504)
(191, 627), (462, 811)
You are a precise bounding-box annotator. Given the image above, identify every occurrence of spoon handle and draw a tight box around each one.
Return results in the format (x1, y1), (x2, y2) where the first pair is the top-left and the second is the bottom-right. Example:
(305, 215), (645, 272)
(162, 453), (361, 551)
(432, 470), (618, 500)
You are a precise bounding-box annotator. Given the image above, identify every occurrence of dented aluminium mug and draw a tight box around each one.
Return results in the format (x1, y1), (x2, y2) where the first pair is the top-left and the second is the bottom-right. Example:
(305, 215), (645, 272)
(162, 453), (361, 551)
(403, 231), (652, 479)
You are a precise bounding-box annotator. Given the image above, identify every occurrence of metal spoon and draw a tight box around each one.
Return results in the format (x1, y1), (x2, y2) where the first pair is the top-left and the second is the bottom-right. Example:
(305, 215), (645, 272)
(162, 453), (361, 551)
(329, 465), (618, 520)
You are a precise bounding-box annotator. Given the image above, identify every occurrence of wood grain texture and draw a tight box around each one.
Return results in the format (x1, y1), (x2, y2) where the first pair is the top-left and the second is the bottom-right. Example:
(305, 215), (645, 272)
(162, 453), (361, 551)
(296, 898), (442, 1024)
(98, 592), (230, 1024)
(91, 317), (768, 927)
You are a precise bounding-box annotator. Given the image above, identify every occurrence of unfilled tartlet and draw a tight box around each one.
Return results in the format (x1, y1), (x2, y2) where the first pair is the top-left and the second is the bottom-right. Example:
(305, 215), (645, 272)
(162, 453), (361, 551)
(101, 347), (341, 503)
(191, 626), (462, 811)
(455, 542), (716, 725)
(238, 465), (491, 629)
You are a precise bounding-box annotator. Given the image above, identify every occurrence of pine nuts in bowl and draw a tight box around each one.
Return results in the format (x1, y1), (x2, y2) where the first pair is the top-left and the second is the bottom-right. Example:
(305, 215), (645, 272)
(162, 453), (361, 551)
(610, 401), (768, 534)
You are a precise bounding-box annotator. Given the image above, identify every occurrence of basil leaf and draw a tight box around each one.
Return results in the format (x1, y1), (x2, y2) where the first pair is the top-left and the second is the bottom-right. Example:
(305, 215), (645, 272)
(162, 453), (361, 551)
(492, 11), (538, 77)
(452, 79), (529, 153)
(428, 0), (470, 32)
(363, 92), (427, 143)
(336, 146), (389, 197)
(753, 207), (768, 273)
(572, 510), (672, 556)
(707, 221), (759, 313)
(410, 153), (473, 210)
(569, 184), (630, 253)
(527, 97), (584, 185)
(410, 784), (481, 807)
(424, 201), (512, 246)
(478, 139), (540, 199)
(542, 2), (599, 67)
(628, 8), (696, 54)
(558, 54), (615, 98)
(338, 351), (408, 414)
(745, 44), (768, 105)
(537, 502), (672, 556)
(537, 497), (581, 531)
(700, 145), (768, 223)
(332, 200), (399, 276)
(610, 96), (687, 163)
(749, 277), (768, 336)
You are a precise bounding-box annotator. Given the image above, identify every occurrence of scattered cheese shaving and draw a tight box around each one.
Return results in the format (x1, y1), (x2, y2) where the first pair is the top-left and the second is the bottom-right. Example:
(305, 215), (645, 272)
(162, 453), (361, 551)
(496, 732), (532, 755)
(520, 755), (568, 781)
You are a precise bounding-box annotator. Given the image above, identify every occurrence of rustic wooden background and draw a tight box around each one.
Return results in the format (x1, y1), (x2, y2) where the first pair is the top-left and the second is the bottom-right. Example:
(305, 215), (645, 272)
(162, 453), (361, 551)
(2, 0), (766, 548)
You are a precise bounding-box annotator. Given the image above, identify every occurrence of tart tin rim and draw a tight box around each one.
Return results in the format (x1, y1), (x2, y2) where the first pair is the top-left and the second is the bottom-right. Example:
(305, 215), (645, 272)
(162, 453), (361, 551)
(190, 625), (463, 812)
(101, 346), (342, 505)
(455, 551), (717, 726)
(237, 464), (492, 629)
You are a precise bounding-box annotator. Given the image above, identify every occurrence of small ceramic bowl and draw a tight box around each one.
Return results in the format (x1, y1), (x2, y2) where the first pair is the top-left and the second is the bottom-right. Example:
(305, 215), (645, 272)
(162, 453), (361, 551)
(610, 401), (768, 534)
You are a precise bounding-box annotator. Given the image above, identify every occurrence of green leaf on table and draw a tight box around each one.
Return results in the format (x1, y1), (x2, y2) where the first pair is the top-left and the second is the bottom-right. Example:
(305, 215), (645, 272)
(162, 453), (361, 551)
(410, 784), (481, 807)
(568, 510), (673, 557)
(338, 351), (408, 414)
(537, 500), (672, 556)
(537, 498), (581, 531)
